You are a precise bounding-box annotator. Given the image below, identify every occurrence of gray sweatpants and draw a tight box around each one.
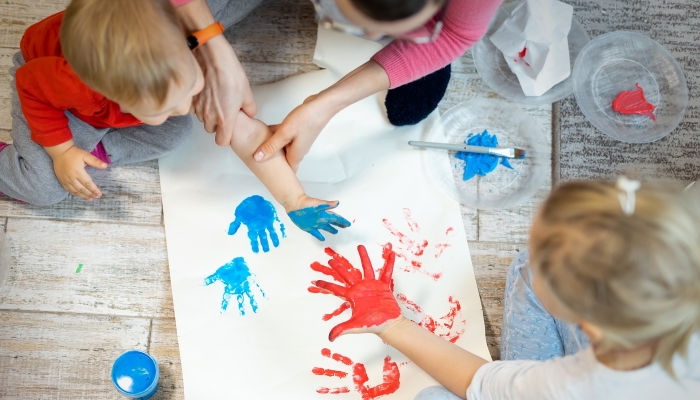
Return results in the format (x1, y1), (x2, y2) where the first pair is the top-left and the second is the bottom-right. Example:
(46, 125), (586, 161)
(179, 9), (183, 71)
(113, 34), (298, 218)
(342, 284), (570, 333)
(0, 52), (193, 205)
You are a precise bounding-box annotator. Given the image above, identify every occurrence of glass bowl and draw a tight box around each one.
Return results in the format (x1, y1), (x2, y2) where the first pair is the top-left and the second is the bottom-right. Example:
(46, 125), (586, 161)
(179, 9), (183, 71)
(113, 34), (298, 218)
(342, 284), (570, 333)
(425, 99), (549, 210)
(472, 2), (590, 105)
(572, 31), (688, 143)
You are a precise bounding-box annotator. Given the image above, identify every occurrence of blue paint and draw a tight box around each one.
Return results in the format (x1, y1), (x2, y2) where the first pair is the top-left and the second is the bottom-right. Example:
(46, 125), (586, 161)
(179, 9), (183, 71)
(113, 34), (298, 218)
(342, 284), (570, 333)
(111, 350), (159, 399)
(228, 195), (285, 253)
(454, 130), (513, 181)
(204, 257), (265, 315)
(287, 202), (351, 241)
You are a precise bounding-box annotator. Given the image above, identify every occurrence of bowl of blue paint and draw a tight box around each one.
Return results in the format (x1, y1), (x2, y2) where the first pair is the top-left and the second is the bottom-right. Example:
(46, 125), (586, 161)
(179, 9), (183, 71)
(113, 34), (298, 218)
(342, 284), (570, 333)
(111, 350), (159, 399)
(425, 99), (549, 210)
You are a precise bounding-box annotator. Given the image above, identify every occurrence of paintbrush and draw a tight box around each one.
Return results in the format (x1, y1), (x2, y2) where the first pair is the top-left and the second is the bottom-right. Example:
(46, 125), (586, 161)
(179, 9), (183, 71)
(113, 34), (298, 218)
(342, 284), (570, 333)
(408, 141), (526, 159)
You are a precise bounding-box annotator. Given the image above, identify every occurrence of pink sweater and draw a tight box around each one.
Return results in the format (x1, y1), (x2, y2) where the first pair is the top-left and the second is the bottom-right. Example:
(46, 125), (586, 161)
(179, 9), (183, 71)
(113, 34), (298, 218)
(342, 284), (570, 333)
(172, 0), (503, 89)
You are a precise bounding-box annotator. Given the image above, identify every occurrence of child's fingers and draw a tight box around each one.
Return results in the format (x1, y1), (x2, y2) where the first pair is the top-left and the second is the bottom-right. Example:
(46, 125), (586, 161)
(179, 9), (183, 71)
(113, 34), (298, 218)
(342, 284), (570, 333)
(77, 172), (102, 197)
(83, 153), (108, 170)
(63, 182), (91, 200)
(72, 179), (97, 199)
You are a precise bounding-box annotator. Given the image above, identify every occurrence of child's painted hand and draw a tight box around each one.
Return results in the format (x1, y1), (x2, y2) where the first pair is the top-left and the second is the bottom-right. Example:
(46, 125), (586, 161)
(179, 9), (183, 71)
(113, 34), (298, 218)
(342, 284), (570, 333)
(48, 143), (107, 201)
(287, 196), (351, 241)
(311, 245), (403, 341)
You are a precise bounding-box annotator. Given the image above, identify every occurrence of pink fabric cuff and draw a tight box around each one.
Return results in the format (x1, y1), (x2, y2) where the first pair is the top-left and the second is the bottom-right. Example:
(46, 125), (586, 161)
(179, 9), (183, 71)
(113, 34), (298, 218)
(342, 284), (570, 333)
(170, 0), (193, 7)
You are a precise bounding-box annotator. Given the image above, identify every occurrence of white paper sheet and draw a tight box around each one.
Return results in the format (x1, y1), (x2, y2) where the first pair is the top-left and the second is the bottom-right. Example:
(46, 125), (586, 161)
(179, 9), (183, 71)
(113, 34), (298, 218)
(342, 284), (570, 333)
(159, 27), (490, 400)
(490, 0), (573, 96)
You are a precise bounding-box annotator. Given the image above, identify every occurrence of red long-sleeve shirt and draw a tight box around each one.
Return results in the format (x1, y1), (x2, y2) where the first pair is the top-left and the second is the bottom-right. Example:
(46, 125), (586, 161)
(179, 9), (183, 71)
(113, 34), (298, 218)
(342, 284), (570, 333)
(16, 12), (142, 147)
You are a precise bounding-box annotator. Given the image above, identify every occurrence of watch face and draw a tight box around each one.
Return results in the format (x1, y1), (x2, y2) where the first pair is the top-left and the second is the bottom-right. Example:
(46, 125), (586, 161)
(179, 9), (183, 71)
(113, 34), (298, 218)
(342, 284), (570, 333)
(187, 35), (199, 50)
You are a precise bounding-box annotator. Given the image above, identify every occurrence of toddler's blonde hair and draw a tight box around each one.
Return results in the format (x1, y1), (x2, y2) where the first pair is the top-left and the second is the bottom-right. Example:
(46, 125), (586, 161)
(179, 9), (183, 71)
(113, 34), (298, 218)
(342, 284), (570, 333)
(60, 0), (187, 107)
(529, 180), (700, 375)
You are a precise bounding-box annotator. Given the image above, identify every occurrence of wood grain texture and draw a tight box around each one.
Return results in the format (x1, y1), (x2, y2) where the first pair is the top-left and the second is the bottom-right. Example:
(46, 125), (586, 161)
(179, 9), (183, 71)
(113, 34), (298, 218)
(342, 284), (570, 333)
(0, 0), (70, 49)
(0, 218), (173, 318)
(557, 0), (700, 183)
(225, 0), (317, 64)
(469, 241), (525, 360)
(0, 161), (164, 225)
(242, 61), (319, 86)
(0, 310), (149, 399)
(0, 98), (11, 130)
(0, 128), (10, 144)
(0, 47), (15, 97)
(149, 318), (184, 400)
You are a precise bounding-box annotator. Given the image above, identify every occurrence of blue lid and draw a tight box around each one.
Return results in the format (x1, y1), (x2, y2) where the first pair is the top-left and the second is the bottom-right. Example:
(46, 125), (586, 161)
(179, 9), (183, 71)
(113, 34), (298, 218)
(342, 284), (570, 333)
(111, 350), (159, 398)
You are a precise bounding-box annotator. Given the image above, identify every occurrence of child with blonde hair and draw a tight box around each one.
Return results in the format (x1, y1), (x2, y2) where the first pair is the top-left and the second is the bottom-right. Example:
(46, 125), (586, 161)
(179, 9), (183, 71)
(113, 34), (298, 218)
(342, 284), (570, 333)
(312, 178), (700, 399)
(0, 0), (348, 239)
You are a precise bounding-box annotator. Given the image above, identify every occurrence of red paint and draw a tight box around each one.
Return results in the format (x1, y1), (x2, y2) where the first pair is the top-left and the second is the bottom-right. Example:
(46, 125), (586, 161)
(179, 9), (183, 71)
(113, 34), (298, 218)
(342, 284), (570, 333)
(353, 356), (401, 400)
(311, 261), (343, 283)
(308, 285), (332, 295)
(397, 294), (467, 343)
(315, 349), (401, 400)
(325, 247), (363, 281)
(402, 208), (420, 232)
(313, 367), (348, 378)
(518, 47), (527, 58)
(322, 302), (351, 321)
(317, 387), (351, 394)
(612, 83), (657, 121)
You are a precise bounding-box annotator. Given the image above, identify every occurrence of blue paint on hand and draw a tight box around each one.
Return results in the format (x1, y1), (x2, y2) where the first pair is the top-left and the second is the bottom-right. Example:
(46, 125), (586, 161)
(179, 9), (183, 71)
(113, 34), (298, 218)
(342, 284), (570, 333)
(204, 257), (265, 315)
(287, 202), (351, 241)
(228, 195), (285, 253)
(454, 130), (514, 181)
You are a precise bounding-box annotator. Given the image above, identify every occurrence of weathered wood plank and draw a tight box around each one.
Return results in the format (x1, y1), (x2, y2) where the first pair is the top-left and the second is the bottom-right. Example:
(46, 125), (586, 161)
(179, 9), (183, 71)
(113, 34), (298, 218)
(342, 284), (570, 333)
(0, 0), (70, 49)
(149, 318), (184, 400)
(0, 161), (164, 225)
(0, 98), (11, 130)
(0, 310), (149, 399)
(478, 186), (550, 244)
(0, 218), (173, 318)
(226, 0), (317, 64)
(469, 241), (525, 360)
(0, 47), (16, 98)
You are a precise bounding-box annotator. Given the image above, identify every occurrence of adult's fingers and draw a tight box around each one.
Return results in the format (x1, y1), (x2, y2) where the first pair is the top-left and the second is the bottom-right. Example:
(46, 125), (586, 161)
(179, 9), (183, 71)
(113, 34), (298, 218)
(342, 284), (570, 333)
(240, 89), (258, 118)
(357, 245), (375, 280)
(254, 129), (292, 162)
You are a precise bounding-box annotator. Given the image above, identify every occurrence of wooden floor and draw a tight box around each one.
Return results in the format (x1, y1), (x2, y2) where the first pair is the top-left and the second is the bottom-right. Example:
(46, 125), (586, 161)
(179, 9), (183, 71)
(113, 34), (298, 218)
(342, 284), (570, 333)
(0, 0), (550, 398)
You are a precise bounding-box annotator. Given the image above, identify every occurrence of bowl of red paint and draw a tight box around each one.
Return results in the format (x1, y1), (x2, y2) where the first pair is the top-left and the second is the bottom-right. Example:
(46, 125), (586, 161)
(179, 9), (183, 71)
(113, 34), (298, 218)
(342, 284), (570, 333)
(111, 350), (159, 399)
(572, 31), (688, 143)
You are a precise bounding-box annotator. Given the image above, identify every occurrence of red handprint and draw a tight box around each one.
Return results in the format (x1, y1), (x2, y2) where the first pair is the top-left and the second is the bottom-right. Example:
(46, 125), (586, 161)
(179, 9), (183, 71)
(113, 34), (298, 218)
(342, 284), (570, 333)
(313, 348), (400, 400)
(382, 209), (454, 280)
(396, 294), (467, 343)
(309, 245), (401, 341)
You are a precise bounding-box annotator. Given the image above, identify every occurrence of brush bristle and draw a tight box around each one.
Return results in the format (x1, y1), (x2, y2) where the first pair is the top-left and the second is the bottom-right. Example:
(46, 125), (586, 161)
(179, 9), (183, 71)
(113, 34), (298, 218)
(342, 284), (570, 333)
(513, 149), (526, 159)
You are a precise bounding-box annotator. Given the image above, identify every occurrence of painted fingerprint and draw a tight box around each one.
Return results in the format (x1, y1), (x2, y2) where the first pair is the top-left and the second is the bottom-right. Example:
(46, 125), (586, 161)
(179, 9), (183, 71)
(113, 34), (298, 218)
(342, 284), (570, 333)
(382, 209), (454, 280)
(228, 195), (285, 253)
(397, 294), (466, 343)
(313, 348), (400, 399)
(204, 257), (265, 315)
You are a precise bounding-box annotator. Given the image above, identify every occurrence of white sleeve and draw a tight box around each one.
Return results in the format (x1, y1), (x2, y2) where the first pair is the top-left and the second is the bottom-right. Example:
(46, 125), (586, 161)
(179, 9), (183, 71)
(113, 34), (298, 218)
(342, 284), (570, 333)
(466, 359), (570, 400)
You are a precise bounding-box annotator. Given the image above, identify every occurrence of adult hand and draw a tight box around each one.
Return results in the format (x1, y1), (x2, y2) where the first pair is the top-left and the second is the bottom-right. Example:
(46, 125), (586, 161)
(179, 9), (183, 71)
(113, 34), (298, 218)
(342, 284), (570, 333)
(192, 35), (257, 146)
(312, 245), (404, 341)
(47, 141), (107, 201)
(254, 94), (332, 172)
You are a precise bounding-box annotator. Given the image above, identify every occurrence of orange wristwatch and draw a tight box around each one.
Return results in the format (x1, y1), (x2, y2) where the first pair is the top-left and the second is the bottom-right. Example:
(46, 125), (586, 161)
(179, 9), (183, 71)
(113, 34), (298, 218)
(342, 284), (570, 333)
(187, 22), (225, 50)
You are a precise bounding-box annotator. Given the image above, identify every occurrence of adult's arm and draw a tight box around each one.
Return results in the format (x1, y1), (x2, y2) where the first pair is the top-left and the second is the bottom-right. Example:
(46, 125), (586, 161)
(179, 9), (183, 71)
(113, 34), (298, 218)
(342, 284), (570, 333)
(372, 0), (503, 88)
(254, 0), (502, 168)
(174, 0), (257, 146)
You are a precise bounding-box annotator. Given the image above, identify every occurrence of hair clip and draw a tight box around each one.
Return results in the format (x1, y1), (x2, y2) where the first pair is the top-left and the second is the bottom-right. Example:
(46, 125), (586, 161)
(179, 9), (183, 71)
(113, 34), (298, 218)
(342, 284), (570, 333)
(616, 176), (641, 216)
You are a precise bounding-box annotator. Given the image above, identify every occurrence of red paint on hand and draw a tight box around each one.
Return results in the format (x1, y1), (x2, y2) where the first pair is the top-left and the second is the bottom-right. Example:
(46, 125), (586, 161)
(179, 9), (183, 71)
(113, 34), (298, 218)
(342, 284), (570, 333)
(612, 83), (657, 121)
(322, 302), (351, 321)
(315, 348), (401, 399)
(397, 294), (467, 344)
(325, 247), (363, 281)
(311, 246), (402, 341)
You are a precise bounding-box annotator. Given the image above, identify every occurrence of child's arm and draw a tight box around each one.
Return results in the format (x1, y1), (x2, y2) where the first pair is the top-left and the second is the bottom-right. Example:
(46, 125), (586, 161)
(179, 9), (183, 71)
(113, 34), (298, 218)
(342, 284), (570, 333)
(230, 111), (351, 240)
(44, 140), (107, 201)
(312, 245), (488, 399)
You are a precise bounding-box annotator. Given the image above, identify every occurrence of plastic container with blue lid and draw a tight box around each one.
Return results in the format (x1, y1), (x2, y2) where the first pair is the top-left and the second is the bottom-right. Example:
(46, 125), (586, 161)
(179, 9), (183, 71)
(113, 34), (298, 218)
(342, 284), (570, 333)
(111, 350), (159, 399)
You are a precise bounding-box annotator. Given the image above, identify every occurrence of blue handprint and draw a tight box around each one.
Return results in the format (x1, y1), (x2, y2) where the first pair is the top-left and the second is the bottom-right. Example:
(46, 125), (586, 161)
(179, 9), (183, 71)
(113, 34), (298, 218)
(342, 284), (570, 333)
(287, 203), (351, 241)
(204, 257), (265, 315)
(229, 195), (285, 253)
